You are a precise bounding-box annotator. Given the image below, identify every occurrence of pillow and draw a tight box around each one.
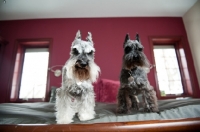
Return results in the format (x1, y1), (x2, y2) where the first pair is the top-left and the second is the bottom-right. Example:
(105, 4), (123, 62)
(99, 79), (120, 103)
(49, 86), (57, 103)
(93, 79), (101, 102)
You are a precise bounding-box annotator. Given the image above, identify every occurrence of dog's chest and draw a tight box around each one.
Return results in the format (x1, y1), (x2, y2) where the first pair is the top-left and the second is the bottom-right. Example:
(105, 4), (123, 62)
(131, 68), (141, 79)
(67, 81), (92, 100)
(125, 67), (145, 85)
(123, 67), (141, 82)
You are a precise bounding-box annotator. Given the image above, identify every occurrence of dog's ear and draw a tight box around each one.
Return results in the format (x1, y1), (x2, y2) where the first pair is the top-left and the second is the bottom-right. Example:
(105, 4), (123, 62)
(75, 30), (81, 40)
(135, 33), (143, 51)
(124, 33), (130, 47)
(135, 33), (140, 42)
(86, 32), (93, 43)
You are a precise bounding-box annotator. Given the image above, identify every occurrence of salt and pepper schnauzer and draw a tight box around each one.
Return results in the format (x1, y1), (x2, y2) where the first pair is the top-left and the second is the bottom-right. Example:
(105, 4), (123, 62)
(117, 33), (159, 114)
(55, 30), (100, 124)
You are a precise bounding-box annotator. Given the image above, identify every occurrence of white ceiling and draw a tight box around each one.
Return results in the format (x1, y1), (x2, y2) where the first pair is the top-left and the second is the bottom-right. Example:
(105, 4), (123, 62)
(0, 0), (198, 21)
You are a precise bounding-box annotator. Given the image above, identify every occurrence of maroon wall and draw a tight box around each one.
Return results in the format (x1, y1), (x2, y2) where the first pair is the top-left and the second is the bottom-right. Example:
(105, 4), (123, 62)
(0, 17), (194, 103)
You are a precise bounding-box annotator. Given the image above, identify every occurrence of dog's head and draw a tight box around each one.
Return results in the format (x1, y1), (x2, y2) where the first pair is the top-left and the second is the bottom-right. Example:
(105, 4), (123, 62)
(71, 30), (95, 68)
(66, 30), (100, 82)
(123, 33), (150, 69)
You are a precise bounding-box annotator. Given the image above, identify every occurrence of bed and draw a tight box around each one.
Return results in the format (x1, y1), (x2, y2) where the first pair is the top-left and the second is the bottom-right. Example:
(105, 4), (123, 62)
(1, 79), (200, 131)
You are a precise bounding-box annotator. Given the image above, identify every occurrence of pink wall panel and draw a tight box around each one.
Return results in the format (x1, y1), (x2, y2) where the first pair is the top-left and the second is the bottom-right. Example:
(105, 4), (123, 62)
(0, 17), (195, 102)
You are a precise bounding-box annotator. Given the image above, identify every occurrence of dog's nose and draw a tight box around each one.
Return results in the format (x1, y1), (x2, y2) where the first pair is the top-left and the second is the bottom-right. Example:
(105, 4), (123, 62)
(77, 59), (88, 68)
(133, 56), (140, 61)
(80, 62), (87, 68)
(138, 47), (143, 51)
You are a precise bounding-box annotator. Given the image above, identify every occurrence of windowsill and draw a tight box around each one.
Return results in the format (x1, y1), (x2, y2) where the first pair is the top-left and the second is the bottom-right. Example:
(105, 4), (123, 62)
(159, 94), (190, 100)
(10, 98), (47, 103)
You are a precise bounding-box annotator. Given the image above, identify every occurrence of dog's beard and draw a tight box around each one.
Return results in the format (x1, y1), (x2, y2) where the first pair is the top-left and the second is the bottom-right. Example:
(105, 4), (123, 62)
(73, 64), (90, 81)
(123, 52), (150, 69)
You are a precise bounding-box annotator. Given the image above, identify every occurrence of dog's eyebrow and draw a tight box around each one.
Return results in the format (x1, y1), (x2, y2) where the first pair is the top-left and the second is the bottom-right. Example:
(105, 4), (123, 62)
(84, 49), (94, 55)
(72, 45), (83, 54)
(84, 45), (95, 53)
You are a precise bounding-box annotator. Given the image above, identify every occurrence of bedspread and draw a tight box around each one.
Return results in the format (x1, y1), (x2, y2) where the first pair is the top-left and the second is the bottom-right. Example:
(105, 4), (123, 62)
(0, 98), (200, 124)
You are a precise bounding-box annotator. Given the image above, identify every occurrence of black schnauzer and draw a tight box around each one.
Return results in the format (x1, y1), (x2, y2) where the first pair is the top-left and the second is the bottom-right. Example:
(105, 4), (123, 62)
(116, 33), (159, 114)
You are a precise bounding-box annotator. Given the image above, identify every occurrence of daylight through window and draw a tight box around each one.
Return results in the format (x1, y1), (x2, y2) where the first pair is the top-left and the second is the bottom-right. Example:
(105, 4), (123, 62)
(19, 48), (49, 99)
(153, 45), (183, 96)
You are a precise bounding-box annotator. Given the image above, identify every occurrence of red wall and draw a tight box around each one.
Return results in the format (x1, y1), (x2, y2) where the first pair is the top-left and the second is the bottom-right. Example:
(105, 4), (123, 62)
(0, 17), (195, 103)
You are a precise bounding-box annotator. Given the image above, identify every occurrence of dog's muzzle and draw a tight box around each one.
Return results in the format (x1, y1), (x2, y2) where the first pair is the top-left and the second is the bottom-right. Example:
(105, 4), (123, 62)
(76, 59), (88, 68)
(125, 53), (141, 62)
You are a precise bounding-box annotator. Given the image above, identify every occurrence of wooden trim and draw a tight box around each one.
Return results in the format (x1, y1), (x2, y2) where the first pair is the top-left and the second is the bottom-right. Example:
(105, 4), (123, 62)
(149, 36), (198, 99)
(7, 38), (53, 103)
(45, 38), (53, 102)
(149, 36), (161, 99)
(180, 37), (200, 98)
(7, 39), (20, 102)
(14, 98), (46, 103)
(0, 118), (200, 132)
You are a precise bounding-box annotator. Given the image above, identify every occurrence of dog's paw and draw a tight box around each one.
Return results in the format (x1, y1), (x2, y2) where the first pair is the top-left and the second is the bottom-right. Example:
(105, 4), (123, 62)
(116, 107), (128, 114)
(136, 78), (143, 85)
(56, 119), (73, 124)
(151, 107), (159, 113)
(143, 107), (151, 112)
(143, 104), (152, 112)
(143, 104), (159, 113)
(132, 102), (139, 111)
(78, 113), (95, 121)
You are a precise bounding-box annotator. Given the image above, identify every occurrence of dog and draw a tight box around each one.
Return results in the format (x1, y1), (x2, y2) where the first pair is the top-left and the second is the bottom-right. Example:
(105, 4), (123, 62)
(55, 30), (100, 124)
(116, 33), (159, 114)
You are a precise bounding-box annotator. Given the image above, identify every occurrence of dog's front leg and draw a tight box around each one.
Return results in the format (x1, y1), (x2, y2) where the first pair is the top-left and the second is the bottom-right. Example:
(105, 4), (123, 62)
(142, 88), (159, 112)
(55, 88), (76, 124)
(78, 83), (96, 121)
(142, 90), (151, 112)
(56, 104), (76, 124)
(116, 86), (129, 114)
(131, 95), (139, 110)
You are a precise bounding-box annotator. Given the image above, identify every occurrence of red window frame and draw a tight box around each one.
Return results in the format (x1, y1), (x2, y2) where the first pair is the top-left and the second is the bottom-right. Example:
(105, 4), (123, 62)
(9, 38), (52, 103)
(149, 36), (199, 99)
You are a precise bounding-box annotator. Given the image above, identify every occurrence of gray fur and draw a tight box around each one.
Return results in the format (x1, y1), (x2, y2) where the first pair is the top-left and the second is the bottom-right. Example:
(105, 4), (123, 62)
(117, 33), (159, 114)
(55, 30), (100, 124)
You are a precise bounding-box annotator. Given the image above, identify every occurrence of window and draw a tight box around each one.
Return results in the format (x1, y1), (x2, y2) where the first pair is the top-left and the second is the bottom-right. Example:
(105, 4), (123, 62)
(150, 37), (194, 99)
(10, 39), (52, 102)
(153, 45), (183, 96)
(19, 48), (49, 99)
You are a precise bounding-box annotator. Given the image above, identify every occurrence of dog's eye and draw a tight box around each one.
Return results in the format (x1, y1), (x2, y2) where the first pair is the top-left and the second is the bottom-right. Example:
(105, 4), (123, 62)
(136, 44), (143, 51)
(138, 47), (143, 51)
(88, 51), (93, 55)
(125, 47), (132, 54)
(73, 48), (79, 55)
(137, 46), (143, 51)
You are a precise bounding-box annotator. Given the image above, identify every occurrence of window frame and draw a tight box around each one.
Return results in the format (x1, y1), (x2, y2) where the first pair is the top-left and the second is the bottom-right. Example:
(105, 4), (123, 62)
(149, 36), (197, 99)
(9, 38), (52, 103)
